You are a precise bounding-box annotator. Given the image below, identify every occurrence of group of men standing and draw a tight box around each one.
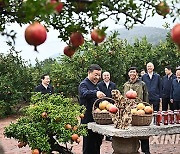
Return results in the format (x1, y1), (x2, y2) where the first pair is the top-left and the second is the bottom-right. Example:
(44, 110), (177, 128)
(78, 62), (180, 154)
(35, 62), (180, 154)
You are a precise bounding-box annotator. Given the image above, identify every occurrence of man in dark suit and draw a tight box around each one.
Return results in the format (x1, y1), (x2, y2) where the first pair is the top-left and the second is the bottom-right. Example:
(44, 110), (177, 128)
(162, 66), (176, 111)
(97, 71), (116, 141)
(78, 64), (106, 154)
(35, 74), (54, 94)
(142, 62), (162, 111)
(97, 71), (116, 98)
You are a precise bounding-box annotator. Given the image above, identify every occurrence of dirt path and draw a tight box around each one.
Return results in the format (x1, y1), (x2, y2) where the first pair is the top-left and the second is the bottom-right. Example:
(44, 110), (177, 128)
(0, 115), (180, 154)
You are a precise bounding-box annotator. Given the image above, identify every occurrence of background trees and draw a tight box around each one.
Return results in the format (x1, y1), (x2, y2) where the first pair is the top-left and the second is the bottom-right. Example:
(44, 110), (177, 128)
(0, 48), (33, 117)
(0, 33), (179, 116)
(50, 33), (180, 97)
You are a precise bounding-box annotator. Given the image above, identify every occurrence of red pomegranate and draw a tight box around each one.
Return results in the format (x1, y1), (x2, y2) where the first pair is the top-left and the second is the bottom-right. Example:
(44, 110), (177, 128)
(70, 32), (84, 48)
(25, 22), (47, 51)
(91, 29), (106, 43)
(125, 89), (137, 99)
(171, 23), (180, 47)
(63, 46), (76, 58)
(50, 0), (63, 13)
(155, 2), (170, 17)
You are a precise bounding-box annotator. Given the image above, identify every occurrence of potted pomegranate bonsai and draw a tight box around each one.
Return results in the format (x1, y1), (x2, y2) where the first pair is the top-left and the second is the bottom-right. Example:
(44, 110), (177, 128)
(4, 93), (87, 154)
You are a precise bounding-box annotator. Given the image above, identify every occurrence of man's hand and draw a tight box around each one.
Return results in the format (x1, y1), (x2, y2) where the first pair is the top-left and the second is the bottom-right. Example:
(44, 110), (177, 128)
(170, 99), (173, 103)
(96, 91), (106, 99)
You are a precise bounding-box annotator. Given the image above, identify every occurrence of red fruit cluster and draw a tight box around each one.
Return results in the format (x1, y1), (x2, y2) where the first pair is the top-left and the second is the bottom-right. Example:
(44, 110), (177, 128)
(64, 31), (84, 58)
(71, 134), (81, 143)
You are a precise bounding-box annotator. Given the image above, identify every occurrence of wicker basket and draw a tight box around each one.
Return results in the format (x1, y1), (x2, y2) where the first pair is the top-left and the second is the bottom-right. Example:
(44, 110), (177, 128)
(131, 114), (153, 126)
(131, 101), (153, 126)
(92, 97), (115, 125)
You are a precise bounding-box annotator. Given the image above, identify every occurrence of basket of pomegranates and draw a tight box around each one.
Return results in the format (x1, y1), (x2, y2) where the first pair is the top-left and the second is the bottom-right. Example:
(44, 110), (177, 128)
(92, 97), (117, 125)
(131, 102), (153, 126)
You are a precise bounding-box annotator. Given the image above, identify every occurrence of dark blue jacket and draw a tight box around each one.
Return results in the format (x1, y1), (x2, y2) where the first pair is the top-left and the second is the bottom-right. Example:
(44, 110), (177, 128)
(97, 81), (116, 98)
(141, 73), (162, 102)
(78, 78), (99, 124)
(170, 79), (180, 101)
(162, 74), (176, 98)
(34, 84), (54, 94)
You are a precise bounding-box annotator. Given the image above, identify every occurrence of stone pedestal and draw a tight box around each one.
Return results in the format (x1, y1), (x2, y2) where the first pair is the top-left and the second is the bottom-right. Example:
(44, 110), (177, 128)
(112, 137), (140, 154)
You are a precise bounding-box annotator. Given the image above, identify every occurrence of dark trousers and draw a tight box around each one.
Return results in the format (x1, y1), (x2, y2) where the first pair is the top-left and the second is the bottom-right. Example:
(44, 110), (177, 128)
(162, 98), (174, 111)
(173, 101), (180, 110)
(141, 138), (150, 153)
(83, 129), (103, 154)
(149, 101), (160, 111)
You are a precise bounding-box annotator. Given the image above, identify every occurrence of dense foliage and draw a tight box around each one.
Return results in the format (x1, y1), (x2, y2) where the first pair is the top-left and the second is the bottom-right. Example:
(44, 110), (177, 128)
(4, 93), (87, 153)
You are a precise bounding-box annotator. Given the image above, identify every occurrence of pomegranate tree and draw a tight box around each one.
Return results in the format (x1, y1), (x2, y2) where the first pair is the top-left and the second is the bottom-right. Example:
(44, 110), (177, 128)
(171, 23), (180, 48)
(4, 93), (87, 154)
(24, 22), (47, 51)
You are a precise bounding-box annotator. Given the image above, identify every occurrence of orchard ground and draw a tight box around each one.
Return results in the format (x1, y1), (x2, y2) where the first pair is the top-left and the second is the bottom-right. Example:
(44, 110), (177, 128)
(0, 115), (180, 154)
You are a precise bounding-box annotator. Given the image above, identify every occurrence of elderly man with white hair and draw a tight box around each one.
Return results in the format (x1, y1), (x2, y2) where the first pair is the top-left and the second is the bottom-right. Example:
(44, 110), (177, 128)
(141, 62), (162, 111)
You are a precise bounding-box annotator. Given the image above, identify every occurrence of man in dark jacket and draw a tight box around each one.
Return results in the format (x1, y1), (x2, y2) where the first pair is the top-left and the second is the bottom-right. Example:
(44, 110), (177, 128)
(142, 62), (162, 111)
(97, 71), (116, 141)
(78, 64), (106, 154)
(170, 67), (180, 110)
(162, 66), (176, 111)
(35, 74), (54, 94)
(97, 71), (116, 98)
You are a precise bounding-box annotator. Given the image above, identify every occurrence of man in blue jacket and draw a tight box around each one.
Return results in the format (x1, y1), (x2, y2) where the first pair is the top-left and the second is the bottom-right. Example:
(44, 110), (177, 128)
(78, 64), (106, 154)
(170, 67), (180, 110)
(162, 66), (176, 111)
(142, 62), (162, 111)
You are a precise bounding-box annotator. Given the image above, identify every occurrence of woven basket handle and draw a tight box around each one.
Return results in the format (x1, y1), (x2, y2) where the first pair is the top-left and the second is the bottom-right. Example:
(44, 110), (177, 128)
(93, 97), (116, 111)
(135, 97), (152, 107)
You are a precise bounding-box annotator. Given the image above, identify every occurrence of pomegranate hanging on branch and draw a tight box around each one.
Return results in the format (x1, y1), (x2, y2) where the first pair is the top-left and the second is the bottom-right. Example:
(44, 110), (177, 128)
(24, 22), (47, 52)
